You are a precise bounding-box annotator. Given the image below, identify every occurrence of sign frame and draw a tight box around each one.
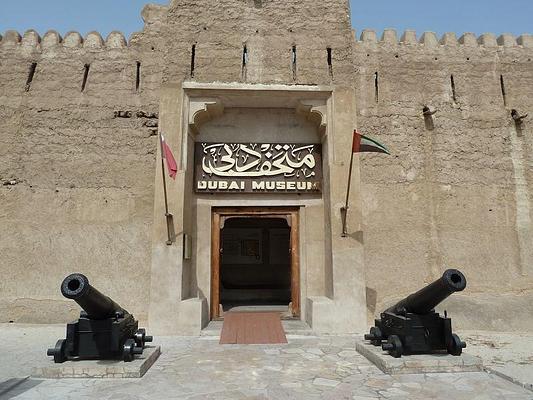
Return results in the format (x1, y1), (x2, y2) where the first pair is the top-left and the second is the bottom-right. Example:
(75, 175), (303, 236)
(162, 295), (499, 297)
(194, 142), (323, 194)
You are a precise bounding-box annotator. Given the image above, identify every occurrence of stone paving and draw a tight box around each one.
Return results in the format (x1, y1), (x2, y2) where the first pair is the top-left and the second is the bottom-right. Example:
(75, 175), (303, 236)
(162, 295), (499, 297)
(460, 331), (533, 391)
(1, 324), (532, 399)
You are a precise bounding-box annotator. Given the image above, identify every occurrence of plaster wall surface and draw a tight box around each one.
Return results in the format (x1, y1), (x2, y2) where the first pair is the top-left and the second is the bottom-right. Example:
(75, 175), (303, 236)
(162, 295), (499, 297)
(0, 24), (164, 323)
(354, 31), (533, 330)
(198, 108), (322, 143)
(161, 0), (353, 85)
(1, 1), (532, 333)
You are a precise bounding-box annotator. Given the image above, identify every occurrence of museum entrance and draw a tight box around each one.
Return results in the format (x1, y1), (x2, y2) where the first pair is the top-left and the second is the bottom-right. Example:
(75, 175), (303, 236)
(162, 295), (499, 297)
(211, 207), (300, 320)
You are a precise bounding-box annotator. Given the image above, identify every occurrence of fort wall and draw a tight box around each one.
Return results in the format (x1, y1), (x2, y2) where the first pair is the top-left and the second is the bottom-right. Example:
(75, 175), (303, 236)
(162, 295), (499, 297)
(0, 1), (532, 331)
(160, 0), (354, 85)
(0, 13), (166, 323)
(354, 30), (533, 329)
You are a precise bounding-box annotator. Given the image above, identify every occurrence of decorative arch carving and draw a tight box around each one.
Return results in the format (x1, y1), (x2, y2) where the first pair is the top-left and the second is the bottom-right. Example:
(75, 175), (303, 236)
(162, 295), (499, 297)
(188, 98), (224, 135)
(296, 99), (328, 137)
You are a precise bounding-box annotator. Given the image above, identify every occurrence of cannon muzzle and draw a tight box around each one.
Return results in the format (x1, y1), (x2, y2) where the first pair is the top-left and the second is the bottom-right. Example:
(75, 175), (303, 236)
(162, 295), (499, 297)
(61, 273), (128, 320)
(386, 269), (466, 315)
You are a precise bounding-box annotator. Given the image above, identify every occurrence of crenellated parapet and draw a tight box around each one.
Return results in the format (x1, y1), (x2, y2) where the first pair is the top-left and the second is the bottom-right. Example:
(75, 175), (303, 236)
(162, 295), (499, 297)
(0, 3), (169, 53)
(355, 29), (533, 51)
(0, 29), (135, 52)
(1, 30), (22, 47)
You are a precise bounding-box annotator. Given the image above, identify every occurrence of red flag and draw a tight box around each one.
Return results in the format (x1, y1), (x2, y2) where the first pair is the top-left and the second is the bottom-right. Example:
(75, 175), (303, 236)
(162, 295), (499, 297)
(352, 130), (362, 153)
(160, 134), (177, 179)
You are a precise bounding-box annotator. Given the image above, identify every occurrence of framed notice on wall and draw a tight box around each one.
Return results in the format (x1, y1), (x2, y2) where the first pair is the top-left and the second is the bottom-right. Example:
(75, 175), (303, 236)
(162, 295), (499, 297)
(222, 228), (262, 265)
(241, 240), (260, 258)
(194, 142), (322, 193)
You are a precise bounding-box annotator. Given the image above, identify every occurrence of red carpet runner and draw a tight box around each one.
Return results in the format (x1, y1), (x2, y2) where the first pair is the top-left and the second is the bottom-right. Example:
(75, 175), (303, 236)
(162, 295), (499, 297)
(219, 312), (288, 344)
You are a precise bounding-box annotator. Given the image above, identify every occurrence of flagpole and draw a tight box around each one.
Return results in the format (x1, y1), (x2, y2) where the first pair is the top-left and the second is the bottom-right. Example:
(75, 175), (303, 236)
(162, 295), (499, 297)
(159, 133), (173, 245)
(341, 149), (355, 237)
(341, 130), (390, 237)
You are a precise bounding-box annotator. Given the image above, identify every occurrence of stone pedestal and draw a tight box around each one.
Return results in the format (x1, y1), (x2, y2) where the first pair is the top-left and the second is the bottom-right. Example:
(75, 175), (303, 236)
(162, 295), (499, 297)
(32, 346), (161, 379)
(356, 341), (483, 375)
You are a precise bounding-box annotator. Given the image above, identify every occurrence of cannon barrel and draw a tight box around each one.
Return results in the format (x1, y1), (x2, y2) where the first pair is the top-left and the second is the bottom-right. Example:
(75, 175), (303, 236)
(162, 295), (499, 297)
(61, 273), (128, 320)
(386, 269), (466, 315)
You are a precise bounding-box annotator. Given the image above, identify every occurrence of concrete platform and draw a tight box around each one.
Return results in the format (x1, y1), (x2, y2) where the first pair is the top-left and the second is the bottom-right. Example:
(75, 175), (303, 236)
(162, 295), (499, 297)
(356, 341), (483, 375)
(32, 346), (161, 379)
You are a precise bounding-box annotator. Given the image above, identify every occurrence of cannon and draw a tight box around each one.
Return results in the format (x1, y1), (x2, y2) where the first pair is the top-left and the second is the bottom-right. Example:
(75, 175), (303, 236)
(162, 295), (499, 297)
(364, 269), (467, 358)
(47, 273), (153, 363)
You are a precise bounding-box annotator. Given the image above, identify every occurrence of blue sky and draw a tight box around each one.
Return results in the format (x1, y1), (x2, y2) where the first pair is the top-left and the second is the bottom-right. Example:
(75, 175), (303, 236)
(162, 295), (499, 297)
(0, 0), (531, 39)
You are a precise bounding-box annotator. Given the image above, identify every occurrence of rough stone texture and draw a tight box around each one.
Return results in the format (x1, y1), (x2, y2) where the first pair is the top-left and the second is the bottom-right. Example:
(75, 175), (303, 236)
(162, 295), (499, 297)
(356, 341), (483, 374)
(2, 324), (533, 399)
(461, 330), (533, 391)
(162, 0), (353, 85)
(32, 346), (161, 378)
(0, 12), (164, 324)
(354, 31), (533, 331)
(1, 0), (532, 333)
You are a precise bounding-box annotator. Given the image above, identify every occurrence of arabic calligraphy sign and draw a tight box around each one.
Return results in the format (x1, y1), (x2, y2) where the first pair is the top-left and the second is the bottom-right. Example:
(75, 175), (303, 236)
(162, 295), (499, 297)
(194, 142), (322, 193)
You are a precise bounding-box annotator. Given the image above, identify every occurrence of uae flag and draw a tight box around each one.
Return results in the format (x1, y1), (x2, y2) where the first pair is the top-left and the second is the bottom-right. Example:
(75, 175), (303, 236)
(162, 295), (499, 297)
(352, 130), (390, 155)
(160, 133), (178, 179)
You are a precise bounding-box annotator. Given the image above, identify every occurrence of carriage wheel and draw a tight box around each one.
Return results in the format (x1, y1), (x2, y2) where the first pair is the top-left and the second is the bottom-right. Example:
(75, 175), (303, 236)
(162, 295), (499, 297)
(447, 334), (466, 356)
(364, 326), (383, 346)
(47, 339), (67, 363)
(370, 327), (383, 346)
(134, 329), (146, 347)
(382, 335), (403, 358)
(123, 339), (136, 362)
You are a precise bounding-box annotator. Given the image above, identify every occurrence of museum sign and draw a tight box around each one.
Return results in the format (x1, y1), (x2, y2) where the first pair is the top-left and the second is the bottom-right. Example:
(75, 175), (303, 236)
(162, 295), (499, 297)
(194, 142), (322, 193)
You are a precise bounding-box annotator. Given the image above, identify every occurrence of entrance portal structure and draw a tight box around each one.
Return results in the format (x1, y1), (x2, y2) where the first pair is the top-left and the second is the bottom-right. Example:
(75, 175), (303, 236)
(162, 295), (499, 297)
(148, 83), (367, 335)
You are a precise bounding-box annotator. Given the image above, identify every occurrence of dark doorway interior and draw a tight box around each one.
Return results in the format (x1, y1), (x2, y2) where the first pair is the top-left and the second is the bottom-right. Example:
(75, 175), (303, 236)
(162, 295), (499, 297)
(220, 217), (291, 311)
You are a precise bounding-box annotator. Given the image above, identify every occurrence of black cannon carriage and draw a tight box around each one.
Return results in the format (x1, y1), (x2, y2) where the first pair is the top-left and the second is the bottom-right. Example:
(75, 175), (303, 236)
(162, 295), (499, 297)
(364, 269), (467, 358)
(47, 273), (153, 363)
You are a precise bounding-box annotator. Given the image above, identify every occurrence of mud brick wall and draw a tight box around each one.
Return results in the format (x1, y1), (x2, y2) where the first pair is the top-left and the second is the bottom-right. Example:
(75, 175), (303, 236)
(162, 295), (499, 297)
(354, 30), (533, 329)
(0, 20), (165, 323)
(1, 1), (532, 330)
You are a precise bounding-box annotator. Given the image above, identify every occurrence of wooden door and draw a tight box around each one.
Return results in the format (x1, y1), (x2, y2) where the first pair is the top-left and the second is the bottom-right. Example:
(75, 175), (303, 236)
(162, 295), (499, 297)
(210, 207), (300, 320)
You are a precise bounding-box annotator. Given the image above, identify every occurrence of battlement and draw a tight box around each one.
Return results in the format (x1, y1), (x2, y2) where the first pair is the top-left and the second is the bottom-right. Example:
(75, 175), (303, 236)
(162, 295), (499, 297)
(4, 27), (532, 56)
(0, 4), (168, 53)
(0, 29), (136, 51)
(356, 29), (533, 50)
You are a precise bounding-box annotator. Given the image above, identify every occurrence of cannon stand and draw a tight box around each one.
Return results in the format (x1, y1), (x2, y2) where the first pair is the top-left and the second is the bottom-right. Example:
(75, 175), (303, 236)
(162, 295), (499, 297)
(366, 310), (466, 358)
(48, 274), (153, 364)
(48, 311), (153, 363)
(365, 269), (468, 358)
